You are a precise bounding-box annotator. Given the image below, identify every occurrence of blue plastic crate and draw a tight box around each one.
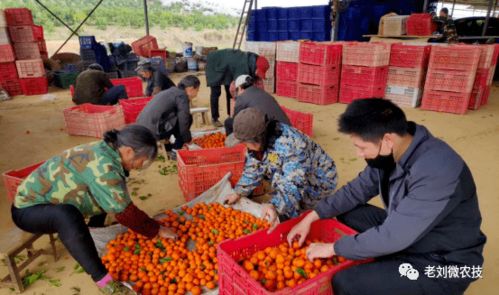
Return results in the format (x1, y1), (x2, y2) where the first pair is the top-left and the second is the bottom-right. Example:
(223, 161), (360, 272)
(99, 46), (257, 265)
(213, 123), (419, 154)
(79, 36), (97, 49)
(288, 7), (301, 20)
(257, 31), (270, 41)
(269, 31), (279, 41)
(311, 5), (330, 19)
(300, 32), (313, 40)
(289, 32), (301, 40)
(278, 31), (289, 40)
(256, 21), (268, 32)
(278, 19), (288, 31)
(268, 19), (278, 31)
(300, 7), (313, 19)
(263, 7), (279, 19)
(312, 32), (331, 42)
(247, 30), (257, 41)
(80, 48), (96, 61)
(278, 8), (288, 19)
(255, 9), (266, 22)
(300, 19), (314, 32)
(312, 20), (331, 32)
(288, 20), (300, 31)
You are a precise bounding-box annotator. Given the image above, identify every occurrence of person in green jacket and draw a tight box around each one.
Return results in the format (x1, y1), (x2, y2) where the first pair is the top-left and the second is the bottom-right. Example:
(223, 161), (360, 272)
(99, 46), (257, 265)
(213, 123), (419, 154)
(11, 125), (176, 295)
(205, 49), (270, 127)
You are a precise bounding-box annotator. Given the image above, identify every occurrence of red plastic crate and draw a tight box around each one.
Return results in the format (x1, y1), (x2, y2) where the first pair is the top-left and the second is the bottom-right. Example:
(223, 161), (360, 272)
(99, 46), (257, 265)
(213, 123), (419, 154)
(131, 35), (159, 57)
(406, 13), (437, 36)
(0, 79), (22, 96)
(477, 44), (496, 69)
(119, 97), (153, 124)
(218, 216), (368, 295)
(341, 65), (388, 86)
(298, 63), (339, 86)
(276, 41), (300, 63)
(63, 104), (126, 138)
(16, 59), (45, 78)
(38, 40), (47, 54)
(0, 62), (18, 82)
(480, 86), (492, 106)
(276, 61), (298, 81)
(387, 67), (426, 88)
(177, 145), (247, 201)
(2, 162), (44, 202)
(4, 8), (33, 26)
(0, 44), (15, 63)
(492, 44), (499, 66)
(150, 49), (167, 62)
(299, 42), (342, 66)
(428, 45), (481, 72)
(389, 44), (431, 68)
(342, 42), (391, 67)
(385, 86), (422, 108)
(8, 25), (42, 43)
(276, 80), (297, 98)
(339, 84), (386, 104)
(473, 69), (490, 89)
(110, 77), (144, 98)
(297, 83), (338, 105)
(13, 42), (41, 60)
(282, 106), (313, 136)
(20, 77), (48, 95)
(421, 90), (470, 115)
(469, 85), (491, 110)
(424, 69), (476, 93)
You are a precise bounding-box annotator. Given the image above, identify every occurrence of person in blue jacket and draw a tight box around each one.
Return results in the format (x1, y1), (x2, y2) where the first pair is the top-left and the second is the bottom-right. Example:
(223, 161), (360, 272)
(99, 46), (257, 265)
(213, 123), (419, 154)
(224, 108), (338, 230)
(288, 98), (486, 295)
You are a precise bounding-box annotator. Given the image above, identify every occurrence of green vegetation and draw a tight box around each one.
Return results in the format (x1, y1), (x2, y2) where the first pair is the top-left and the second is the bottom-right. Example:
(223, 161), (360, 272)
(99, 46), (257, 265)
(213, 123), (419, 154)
(0, 0), (238, 32)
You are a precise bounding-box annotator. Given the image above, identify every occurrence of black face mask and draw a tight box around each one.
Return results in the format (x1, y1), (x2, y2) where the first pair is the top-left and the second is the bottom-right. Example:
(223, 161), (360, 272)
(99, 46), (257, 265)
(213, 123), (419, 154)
(365, 142), (396, 170)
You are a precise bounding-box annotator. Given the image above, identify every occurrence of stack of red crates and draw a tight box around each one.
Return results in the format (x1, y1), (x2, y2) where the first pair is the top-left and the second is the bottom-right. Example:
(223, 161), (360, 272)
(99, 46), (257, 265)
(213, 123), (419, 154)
(276, 41), (300, 98)
(340, 42), (391, 104)
(468, 44), (499, 110)
(385, 44), (431, 108)
(421, 45), (481, 114)
(2, 8), (47, 96)
(0, 9), (22, 96)
(296, 42), (342, 105)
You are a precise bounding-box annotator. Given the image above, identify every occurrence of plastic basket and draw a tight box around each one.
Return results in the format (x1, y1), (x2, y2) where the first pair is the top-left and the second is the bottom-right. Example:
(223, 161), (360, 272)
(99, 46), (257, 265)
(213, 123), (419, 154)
(0, 27), (10, 45)
(385, 86), (422, 108)
(2, 162), (44, 202)
(4, 8), (33, 26)
(299, 42), (341, 66)
(0, 79), (22, 96)
(80, 48), (97, 61)
(8, 25), (39, 43)
(0, 62), (18, 82)
(0, 9), (6, 27)
(427, 45), (481, 72)
(177, 145), (247, 201)
(16, 59), (45, 78)
(276, 80), (297, 98)
(20, 77), (48, 95)
(477, 44), (496, 69)
(387, 67), (426, 88)
(406, 13), (437, 36)
(424, 69), (476, 93)
(0, 45), (15, 63)
(282, 106), (313, 136)
(278, 19), (288, 31)
(343, 42), (391, 67)
(473, 69), (491, 90)
(300, 19), (314, 32)
(110, 77), (144, 98)
(297, 83), (338, 105)
(341, 65), (388, 87)
(312, 5), (330, 19)
(468, 85), (490, 110)
(276, 62), (298, 81)
(288, 20), (300, 32)
(263, 77), (276, 93)
(218, 216), (366, 295)
(13, 42), (41, 60)
(63, 104), (126, 138)
(276, 41), (300, 62)
(79, 36), (97, 49)
(298, 63), (339, 86)
(421, 90), (470, 115)
(339, 84), (386, 104)
(54, 71), (79, 89)
(131, 35), (159, 57)
(389, 44), (431, 68)
(150, 49), (167, 62)
(119, 97), (152, 124)
(288, 7), (301, 20)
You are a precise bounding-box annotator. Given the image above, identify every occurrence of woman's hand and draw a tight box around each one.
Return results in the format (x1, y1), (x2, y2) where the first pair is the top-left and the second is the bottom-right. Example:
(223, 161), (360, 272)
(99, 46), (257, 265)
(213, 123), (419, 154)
(158, 226), (178, 240)
(223, 193), (241, 205)
(306, 242), (335, 261)
(262, 204), (279, 233)
(287, 211), (319, 247)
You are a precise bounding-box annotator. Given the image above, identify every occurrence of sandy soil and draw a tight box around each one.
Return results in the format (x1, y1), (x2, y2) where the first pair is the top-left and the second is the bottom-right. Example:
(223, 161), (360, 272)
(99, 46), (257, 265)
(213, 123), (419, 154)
(0, 73), (498, 294)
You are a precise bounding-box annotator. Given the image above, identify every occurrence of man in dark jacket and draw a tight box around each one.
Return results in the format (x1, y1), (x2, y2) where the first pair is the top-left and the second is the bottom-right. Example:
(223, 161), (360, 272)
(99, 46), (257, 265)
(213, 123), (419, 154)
(288, 99), (486, 295)
(73, 63), (128, 105)
(136, 61), (175, 97)
(224, 75), (290, 135)
(205, 49), (269, 127)
(136, 75), (200, 158)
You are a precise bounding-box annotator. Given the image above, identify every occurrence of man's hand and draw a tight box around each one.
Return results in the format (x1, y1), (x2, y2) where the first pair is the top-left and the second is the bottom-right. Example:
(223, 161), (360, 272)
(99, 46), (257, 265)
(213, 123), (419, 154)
(262, 203), (279, 233)
(306, 242), (335, 261)
(158, 226), (178, 240)
(223, 193), (241, 205)
(287, 211), (320, 247)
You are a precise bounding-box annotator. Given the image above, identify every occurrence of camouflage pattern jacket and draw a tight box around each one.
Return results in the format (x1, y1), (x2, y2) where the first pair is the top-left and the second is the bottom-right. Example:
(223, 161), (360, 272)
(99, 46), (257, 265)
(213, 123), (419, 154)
(14, 141), (131, 216)
(234, 123), (338, 219)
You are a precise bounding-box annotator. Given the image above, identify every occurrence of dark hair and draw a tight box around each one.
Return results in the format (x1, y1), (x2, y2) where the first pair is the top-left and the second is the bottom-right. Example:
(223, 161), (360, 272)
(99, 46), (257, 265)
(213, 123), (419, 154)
(103, 125), (158, 160)
(178, 75), (200, 90)
(338, 98), (408, 142)
(87, 63), (104, 71)
(440, 7), (449, 14)
(240, 76), (254, 89)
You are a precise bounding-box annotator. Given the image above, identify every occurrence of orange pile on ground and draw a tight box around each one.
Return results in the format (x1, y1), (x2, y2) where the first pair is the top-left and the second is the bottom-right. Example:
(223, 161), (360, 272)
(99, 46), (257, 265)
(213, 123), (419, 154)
(102, 203), (269, 295)
(192, 133), (226, 149)
(240, 241), (346, 292)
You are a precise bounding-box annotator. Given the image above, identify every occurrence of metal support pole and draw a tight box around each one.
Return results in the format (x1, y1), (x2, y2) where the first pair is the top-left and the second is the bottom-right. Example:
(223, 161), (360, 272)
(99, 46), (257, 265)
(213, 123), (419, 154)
(53, 0), (104, 56)
(451, 0), (456, 17)
(34, 0), (80, 37)
(423, 0), (429, 12)
(233, 0), (249, 49)
(483, 0), (494, 36)
(144, 0), (150, 36)
(493, 0), (498, 18)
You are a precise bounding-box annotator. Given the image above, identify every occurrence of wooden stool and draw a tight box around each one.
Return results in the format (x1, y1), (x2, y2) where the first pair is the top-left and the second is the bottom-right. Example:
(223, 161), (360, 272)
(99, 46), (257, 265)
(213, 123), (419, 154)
(0, 227), (58, 292)
(190, 107), (209, 126)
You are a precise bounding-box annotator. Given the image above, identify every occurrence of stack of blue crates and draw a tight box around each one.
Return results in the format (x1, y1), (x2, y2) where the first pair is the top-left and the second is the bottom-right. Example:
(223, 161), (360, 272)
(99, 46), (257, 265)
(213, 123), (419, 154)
(78, 36), (112, 72)
(247, 5), (331, 42)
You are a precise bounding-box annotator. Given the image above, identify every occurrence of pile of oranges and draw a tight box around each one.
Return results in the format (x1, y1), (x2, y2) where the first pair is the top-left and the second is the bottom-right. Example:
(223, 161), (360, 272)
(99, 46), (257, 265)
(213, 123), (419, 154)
(192, 132), (226, 149)
(102, 202), (269, 295)
(240, 241), (346, 292)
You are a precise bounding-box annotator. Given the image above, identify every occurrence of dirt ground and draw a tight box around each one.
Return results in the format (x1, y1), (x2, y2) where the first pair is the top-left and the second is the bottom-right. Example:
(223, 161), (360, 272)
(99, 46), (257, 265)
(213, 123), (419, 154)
(0, 73), (497, 294)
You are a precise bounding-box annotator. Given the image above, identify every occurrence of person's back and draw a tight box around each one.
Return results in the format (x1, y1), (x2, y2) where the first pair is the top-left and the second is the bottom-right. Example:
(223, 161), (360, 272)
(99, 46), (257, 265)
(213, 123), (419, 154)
(73, 69), (113, 105)
(235, 86), (290, 125)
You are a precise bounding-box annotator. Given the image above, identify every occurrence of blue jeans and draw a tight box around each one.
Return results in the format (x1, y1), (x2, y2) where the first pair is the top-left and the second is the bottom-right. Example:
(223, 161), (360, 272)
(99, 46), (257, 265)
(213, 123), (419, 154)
(99, 85), (128, 105)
